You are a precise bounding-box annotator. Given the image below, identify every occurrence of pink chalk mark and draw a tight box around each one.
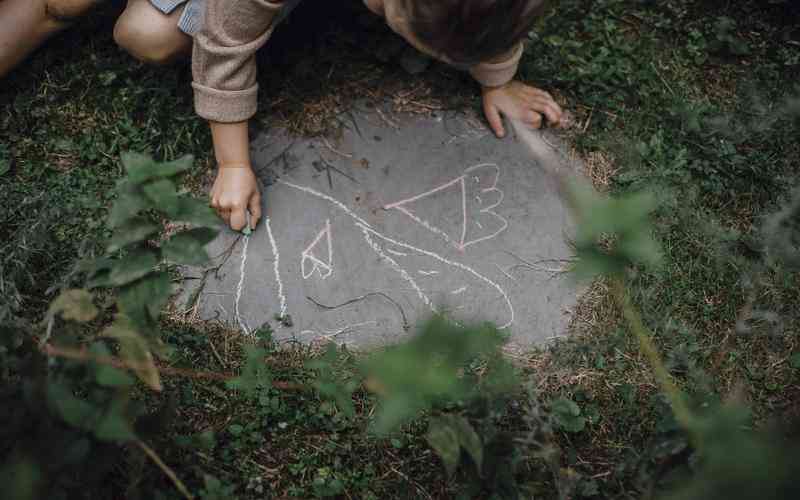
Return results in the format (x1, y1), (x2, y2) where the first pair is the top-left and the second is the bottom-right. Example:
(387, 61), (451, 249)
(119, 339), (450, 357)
(383, 163), (508, 251)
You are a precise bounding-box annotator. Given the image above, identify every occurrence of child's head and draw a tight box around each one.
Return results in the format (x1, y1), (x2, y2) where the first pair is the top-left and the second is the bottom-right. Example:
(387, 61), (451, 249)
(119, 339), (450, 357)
(404, 0), (548, 66)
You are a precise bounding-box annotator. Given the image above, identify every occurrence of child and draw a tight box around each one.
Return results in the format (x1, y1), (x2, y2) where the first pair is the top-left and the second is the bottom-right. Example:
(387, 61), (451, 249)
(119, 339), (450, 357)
(1, 0), (564, 232)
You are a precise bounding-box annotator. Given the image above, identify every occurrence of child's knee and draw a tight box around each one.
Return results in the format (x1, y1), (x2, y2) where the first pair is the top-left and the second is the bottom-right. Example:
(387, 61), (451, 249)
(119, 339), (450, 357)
(113, 6), (187, 65)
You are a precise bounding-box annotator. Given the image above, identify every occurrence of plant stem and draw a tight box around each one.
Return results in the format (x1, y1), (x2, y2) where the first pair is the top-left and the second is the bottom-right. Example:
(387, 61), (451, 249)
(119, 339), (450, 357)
(136, 440), (194, 500)
(610, 278), (696, 436)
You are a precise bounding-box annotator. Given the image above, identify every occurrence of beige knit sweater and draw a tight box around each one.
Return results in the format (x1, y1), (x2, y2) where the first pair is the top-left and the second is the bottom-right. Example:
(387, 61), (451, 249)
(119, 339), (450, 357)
(192, 0), (524, 123)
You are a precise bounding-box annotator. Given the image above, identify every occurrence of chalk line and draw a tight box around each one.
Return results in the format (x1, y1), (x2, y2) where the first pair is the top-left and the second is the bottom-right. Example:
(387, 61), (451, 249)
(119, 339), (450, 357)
(235, 234), (251, 336)
(301, 218), (333, 280)
(386, 248), (408, 257)
(265, 217), (288, 319)
(278, 178), (515, 329)
(359, 224), (515, 329)
(382, 163), (508, 251)
(418, 270), (440, 276)
(360, 224), (435, 311)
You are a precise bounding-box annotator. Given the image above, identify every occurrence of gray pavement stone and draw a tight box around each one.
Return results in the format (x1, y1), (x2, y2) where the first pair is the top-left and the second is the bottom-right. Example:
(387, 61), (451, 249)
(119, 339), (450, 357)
(179, 107), (582, 347)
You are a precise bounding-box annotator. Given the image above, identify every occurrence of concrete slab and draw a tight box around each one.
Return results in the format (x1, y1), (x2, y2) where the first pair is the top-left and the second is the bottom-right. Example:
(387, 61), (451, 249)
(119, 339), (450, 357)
(179, 107), (581, 347)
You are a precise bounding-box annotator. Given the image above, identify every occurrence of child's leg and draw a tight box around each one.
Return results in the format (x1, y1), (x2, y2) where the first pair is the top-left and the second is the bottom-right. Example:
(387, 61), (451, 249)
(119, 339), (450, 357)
(0, 0), (96, 78)
(113, 0), (192, 65)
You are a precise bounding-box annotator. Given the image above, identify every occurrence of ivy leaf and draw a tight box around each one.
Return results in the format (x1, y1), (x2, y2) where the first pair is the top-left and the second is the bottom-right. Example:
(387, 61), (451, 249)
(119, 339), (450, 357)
(426, 418), (461, 476)
(171, 197), (222, 228)
(107, 217), (159, 253)
(48, 289), (98, 323)
(118, 272), (172, 329)
(106, 249), (158, 287)
(143, 179), (180, 215)
(122, 153), (193, 184)
(551, 397), (586, 433)
(102, 315), (162, 391)
(161, 228), (218, 266)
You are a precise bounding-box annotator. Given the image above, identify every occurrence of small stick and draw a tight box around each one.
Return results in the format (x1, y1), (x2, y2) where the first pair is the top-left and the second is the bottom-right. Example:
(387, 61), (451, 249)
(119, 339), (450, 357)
(137, 440), (194, 500)
(322, 137), (353, 158)
(318, 155), (359, 184)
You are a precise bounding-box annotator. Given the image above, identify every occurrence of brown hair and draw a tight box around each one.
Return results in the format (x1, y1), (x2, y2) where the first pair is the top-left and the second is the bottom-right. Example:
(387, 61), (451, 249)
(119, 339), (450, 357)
(404, 0), (548, 66)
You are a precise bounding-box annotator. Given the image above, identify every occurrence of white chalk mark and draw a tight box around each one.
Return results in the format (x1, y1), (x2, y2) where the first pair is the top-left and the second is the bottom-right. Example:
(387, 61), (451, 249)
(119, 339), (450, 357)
(386, 248), (408, 257)
(418, 270), (440, 276)
(234, 234), (252, 336)
(383, 163), (508, 251)
(301, 218), (334, 280)
(265, 217), (287, 319)
(360, 224), (435, 312)
(278, 179), (515, 329)
(451, 286), (468, 295)
(359, 224), (514, 329)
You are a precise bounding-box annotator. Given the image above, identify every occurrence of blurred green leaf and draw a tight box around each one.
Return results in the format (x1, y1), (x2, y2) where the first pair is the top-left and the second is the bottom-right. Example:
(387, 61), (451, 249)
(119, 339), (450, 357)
(107, 217), (159, 253)
(118, 271), (172, 329)
(427, 414), (484, 474)
(161, 228), (217, 266)
(108, 181), (152, 228)
(363, 317), (510, 434)
(143, 179), (180, 215)
(48, 289), (98, 323)
(426, 419), (461, 476)
(47, 381), (97, 428)
(106, 249), (158, 287)
(171, 197), (221, 228)
(569, 181), (662, 280)
(102, 315), (162, 391)
(122, 153), (193, 185)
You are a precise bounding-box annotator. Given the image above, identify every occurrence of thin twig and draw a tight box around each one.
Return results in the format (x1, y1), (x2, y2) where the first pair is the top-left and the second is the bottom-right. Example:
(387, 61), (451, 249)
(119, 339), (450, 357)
(136, 440), (194, 500)
(41, 344), (304, 390)
(307, 293), (409, 331)
(318, 155), (359, 184)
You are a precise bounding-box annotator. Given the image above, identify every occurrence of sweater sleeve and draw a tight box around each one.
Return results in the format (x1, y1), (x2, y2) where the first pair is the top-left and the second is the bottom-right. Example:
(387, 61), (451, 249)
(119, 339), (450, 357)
(469, 42), (524, 88)
(191, 0), (285, 123)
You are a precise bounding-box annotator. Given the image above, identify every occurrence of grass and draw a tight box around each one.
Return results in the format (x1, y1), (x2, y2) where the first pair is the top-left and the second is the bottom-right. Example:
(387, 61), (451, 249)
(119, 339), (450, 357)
(1, 0), (799, 498)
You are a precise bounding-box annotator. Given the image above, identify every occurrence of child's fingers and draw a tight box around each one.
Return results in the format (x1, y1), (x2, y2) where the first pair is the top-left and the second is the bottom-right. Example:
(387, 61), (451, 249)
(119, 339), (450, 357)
(248, 192), (262, 230)
(229, 207), (247, 231)
(524, 110), (543, 129)
(483, 101), (505, 138)
(529, 98), (563, 127)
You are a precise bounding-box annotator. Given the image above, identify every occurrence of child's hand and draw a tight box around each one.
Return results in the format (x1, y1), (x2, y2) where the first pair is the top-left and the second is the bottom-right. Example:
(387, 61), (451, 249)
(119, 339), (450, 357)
(210, 165), (262, 232)
(482, 81), (563, 138)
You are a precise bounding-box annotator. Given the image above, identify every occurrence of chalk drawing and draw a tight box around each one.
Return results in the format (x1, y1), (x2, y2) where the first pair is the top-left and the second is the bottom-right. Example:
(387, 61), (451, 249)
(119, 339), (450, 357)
(383, 163), (509, 252)
(274, 179), (515, 329)
(451, 286), (468, 295)
(301, 218), (334, 280)
(265, 217), (288, 319)
(235, 234), (252, 336)
(418, 270), (440, 276)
